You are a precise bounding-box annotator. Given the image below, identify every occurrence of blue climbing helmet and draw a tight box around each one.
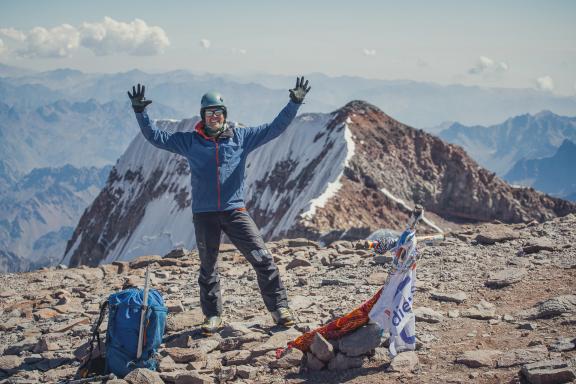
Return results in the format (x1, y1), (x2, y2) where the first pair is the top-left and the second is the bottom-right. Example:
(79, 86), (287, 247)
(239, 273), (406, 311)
(200, 91), (227, 120)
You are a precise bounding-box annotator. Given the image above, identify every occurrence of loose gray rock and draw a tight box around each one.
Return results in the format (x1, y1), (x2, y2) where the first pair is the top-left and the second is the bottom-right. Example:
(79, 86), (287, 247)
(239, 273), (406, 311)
(338, 323), (382, 357)
(485, 268), (526, 288)
(174, 371), (213, 384)
(548, 337), (576, 352)
(222, 349), (251, 366)
(124, 368), (164, 384)
(461, 307), (497, 320)
(270, 347), (303, 369)
(309, 333), (335, 362)
(286, 257), (312, 269)
(236, 365), (258, 379)
(522, 238), (557, 255)
(0, 355), (24, 373)
(521, 359), (576, 384)
(475, 226), (520, 245)
(455, 350), (502, 368)
(306, 351), (325, 371)
(414, 307), (444, 323)
(520, 295), (576, 319)
(128, 255), (162, 269)
(389, 351), (419, 372)
(165, 347), (207, 363)
(327, 353), (363, 371)
(496, 345), (549, 367)
(430, 290), (467, 303)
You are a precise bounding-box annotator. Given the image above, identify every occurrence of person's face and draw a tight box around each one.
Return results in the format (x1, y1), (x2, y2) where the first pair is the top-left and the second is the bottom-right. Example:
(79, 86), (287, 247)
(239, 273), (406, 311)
(204, 108), (225, 130)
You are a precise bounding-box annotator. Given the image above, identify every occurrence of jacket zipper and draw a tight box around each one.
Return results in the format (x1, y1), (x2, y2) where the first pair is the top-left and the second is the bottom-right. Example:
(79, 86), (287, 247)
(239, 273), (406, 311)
(215, 140), (221, 210)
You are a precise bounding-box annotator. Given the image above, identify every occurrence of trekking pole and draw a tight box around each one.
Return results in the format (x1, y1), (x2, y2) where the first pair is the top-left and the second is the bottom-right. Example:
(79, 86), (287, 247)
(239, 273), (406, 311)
(136, 265), (151, 359)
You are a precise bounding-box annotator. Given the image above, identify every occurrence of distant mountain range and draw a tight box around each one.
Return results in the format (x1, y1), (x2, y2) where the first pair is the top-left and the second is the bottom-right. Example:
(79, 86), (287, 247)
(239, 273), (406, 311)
(1, 64), (575, 128)
(438, 111), (576, 175)
(62, 101), (575, 267)
(505, 139), (576, 201)
(0, 164), (111, 272)
(0, 99), (178, 175)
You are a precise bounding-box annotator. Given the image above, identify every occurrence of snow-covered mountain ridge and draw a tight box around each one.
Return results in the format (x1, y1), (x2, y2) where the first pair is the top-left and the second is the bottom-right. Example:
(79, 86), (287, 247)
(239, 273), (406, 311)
(63, 101), (576, 267)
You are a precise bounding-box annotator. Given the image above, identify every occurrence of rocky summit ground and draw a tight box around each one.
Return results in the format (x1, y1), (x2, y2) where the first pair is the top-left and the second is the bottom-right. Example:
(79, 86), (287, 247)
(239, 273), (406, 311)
(1, 215), (576, 384)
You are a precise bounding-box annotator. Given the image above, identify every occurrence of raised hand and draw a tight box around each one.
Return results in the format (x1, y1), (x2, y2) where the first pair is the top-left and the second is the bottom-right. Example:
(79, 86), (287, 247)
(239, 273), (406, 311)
(127, 83), (153, 113)
(289, 76), (311, 104)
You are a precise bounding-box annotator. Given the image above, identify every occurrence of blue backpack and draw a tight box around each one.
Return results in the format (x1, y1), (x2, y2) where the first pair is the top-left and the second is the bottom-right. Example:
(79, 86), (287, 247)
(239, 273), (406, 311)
(100, 288), (167, 377)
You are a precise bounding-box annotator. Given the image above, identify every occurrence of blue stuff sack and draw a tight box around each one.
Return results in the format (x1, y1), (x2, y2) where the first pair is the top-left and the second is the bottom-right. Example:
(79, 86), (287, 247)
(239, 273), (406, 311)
(105, 288), (167, 377)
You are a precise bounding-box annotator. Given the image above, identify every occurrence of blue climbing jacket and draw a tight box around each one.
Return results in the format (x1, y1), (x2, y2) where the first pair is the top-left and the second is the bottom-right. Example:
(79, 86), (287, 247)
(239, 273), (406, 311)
(135, 101), (300, 213)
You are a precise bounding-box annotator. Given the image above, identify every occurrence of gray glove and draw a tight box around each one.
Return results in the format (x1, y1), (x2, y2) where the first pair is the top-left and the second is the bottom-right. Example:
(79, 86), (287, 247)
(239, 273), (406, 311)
(289, 76), (311, 104)
(127, 83), (152, 113)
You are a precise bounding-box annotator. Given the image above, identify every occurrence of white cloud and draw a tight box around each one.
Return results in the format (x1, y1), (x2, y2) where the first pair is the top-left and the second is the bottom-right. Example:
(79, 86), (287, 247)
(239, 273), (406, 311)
(19, 24), (80, 58)
(0, 38), (5, 55)
(0, 27), (26, 41)
(536, 75), (554, 91)
(363, 48), (376, 56)
(468, 56), (509, 75)
(80, 17), (170, 56)
(1, 17), (169, 58)
(200, 39), (211, 49)
(232, 48), (247, 54)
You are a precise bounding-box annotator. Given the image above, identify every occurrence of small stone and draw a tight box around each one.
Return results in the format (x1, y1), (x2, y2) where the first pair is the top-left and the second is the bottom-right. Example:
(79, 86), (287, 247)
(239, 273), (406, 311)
(165, 347), (207, 363)
(373, 255), (393, 265)
(496, 345), (549, 368)
(236, 365), (258, 379)
(518, 322), (538, 330)
(222, 349), (251, 366)
(549, 337), (576, 352)
(165, 300), (184, 313)
(414, 307), (445, 323)
(270, 347), (304, 369)
(158, 355), (179, 372)
(218, 366), (237, 382)
(327, 353), (363, 371)
(366, 272), (388, 285)
(33, 308), (61, 320)
(461, 307), (497, 320)
(112, 261), (130, 274)
(338, 323), (382, 356)
(525, 295), (576, 320)
(166, 309), (204, 332)
(174, 371), (213, 384)
(485, 268), (526, 288)
(306, 351), (325, 371)
(521, 359), (576, 384)
(389, 351), (419, 372)
(430, 291), (467, 304)
(129, 255), (162, 269)
(33, 336), (59, 353)
(455, 350), (501, 368)
(448, 310), (460, 318)
(522, 238), (557, 254)
(123, 368), (164, 384)
(0, 355), (24, 374)
(309, 333), (335, 362)
(286, 257), (312, 269)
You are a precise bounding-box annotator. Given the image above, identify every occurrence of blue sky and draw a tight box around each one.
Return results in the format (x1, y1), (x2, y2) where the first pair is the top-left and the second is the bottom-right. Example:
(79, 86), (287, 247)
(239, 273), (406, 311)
(1, 0), (575, 94)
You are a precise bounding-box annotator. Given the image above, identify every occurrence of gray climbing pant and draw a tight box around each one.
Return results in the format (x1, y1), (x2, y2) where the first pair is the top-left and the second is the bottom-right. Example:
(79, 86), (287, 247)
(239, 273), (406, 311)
(193, 208), (289, 317)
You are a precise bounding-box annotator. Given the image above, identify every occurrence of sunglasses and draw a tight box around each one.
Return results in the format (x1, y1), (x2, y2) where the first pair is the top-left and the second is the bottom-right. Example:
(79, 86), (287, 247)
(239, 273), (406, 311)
(204, 109), (224, 118)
